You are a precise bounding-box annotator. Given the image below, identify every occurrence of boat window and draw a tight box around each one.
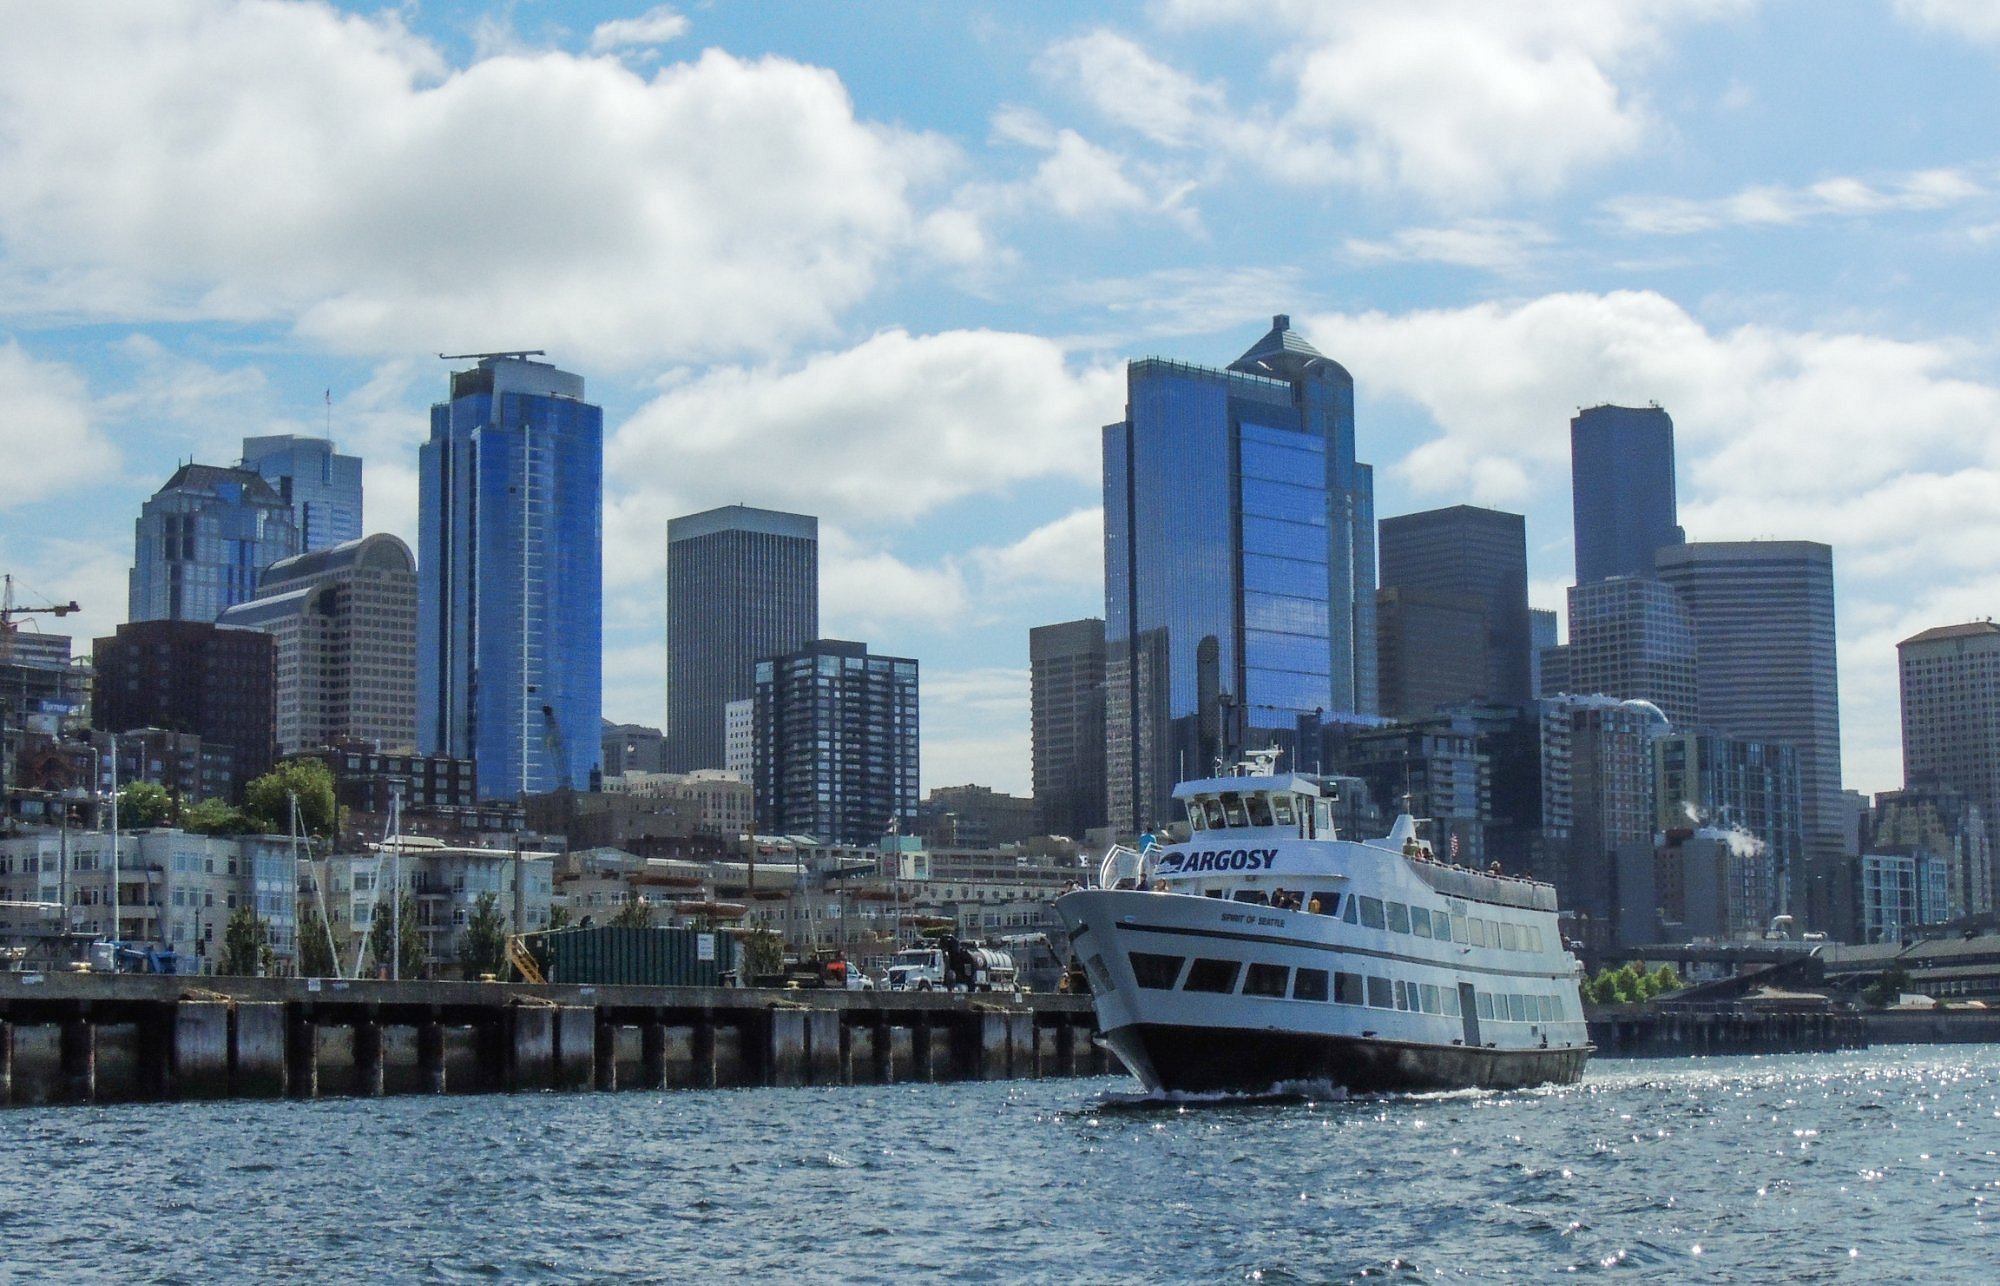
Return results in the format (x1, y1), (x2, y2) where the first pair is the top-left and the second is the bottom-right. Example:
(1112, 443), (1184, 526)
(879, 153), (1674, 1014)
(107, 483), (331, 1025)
(1203, 800), (1227, 829)
(1246, 794), (1273, 826)
(1221, 793), (1248, 827)
(1272, 794), (1295, 826)
(1385, 901), (1411, 934)
(1500, 922), (1521, 951)
(1342, 897), (1359, 925)
(1204, 888), (1225, 899)
(1420, 983), (1441, 1015)
(1293, 968), (1330, 1002)
(1367, 976), (1394, 1009)
(1475, 991), (1494, 1021)
(1334, 972), (1365, 1005)
(1358, 896), (1386, 930)
(1507, 994), (1528, 1022)
(1525, 925), (1543, 952)
(1442, 987), (1462, 1018)
(1539, 995), (1557, 1021)
(1232, 890), (1269, 906)
(1183, 959), (1242, 994)
(1129, 952), (1185, 990)
(1185, 802), (1207, 831)
(1450, 914), (1469, 945)
(1428, 909), (1451, 939)
(1393, 980), (1412, 1011)
(1470, 918), (1490, 949)
(1410, 907), (1434, 939)
(1308, 890), (1340, 916)
(1243, 963), (1289, 997)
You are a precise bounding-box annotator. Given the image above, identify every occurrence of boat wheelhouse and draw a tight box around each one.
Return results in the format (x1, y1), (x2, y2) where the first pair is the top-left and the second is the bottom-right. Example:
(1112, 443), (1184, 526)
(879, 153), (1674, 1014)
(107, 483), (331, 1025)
(1055, 755), (1591, 1095)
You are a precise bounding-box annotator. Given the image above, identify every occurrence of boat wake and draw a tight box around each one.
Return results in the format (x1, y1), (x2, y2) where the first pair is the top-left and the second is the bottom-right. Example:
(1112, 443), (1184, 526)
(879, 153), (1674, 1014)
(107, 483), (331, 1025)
(1094, 1078), (1351, 1112)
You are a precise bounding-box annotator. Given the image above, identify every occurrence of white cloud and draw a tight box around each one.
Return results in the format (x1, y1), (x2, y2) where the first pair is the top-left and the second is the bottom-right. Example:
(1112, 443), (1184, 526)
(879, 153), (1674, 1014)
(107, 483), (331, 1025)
(921, 666), (1032, 795)
(822, 531), (970, 638)
(1897, 0), (2000, 43)
(0, 2), (971, 367)
(1605, 167), (1987, 234)
(1343, 220), (1556, 272)
(972, 507), (1104, 594)
(1098, 1), (1750, 205)
(591, 6), (690, 54)
(0, 342), (115, 507)
(965, 109), (1195, 228)
(606, 327), (1123, 534)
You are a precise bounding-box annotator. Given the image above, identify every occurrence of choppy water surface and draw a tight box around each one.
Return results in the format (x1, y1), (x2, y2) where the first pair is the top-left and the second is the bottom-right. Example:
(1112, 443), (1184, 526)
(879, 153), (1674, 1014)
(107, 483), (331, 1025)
(5, 1046), (1999, 1282)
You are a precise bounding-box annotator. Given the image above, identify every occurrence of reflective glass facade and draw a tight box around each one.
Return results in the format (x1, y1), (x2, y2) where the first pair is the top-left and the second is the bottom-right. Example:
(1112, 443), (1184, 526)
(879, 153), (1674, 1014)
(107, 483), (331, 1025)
(1571, 404), (1684, 584)
(1104, 316), (1376, 832)
(129, 464), (299, 623)
(240, 434), (363, 553)
(418, 357), (603, 799)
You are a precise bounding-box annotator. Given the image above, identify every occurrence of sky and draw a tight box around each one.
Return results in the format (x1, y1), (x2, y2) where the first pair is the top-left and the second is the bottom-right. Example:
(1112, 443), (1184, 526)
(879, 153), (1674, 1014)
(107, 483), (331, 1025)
(5, 0), (2000, 801)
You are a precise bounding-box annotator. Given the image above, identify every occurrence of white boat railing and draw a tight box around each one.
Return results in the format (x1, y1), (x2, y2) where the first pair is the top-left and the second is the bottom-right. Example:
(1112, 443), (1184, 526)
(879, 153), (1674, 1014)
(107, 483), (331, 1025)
(1096, 843), (1154, 891)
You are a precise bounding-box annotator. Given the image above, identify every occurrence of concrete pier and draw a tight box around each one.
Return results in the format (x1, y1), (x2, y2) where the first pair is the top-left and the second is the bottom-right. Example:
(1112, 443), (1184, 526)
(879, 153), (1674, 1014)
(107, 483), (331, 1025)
(0, 973), (1103, 1107)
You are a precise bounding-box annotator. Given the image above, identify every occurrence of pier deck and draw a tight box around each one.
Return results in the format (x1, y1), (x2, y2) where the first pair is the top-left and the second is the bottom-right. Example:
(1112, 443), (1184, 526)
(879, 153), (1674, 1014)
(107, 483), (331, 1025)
(0, 973), (1106, 1106)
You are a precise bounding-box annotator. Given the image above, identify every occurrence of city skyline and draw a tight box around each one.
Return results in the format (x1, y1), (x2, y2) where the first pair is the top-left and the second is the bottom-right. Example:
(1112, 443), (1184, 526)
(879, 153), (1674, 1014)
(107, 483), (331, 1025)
(6, 3), (2000, 798)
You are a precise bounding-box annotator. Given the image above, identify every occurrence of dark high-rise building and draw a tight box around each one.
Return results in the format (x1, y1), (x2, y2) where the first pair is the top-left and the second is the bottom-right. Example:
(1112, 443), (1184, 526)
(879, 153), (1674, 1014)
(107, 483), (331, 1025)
(1378, 504), (1531, 706)
(240, 434), (363, 553)
(1570, 404), (1683, 584)
(752, 640), (917, 846)
(1653, 730), (1802, 928)
(1374, 587), (1486, 722)
(666, 506), (818, 773)
(418, 355), (603, 799)
(129, 464), (300, 623)
(1104, 315), (1376, 833)
(1530, 608), (1560, 698)
(1896, 621), (2000, 918)
(1029, 618), (1106, 838)
(601, 720), (670, 777)
(1564, 576), (1699, 729)
(92, 620), (276, 792)
(1656, 541), (1842, 902)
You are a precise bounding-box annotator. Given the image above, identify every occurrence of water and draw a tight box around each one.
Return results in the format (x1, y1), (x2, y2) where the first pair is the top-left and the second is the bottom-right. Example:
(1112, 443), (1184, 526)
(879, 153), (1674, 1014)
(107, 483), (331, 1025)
(6, 1046), (1999, 1282)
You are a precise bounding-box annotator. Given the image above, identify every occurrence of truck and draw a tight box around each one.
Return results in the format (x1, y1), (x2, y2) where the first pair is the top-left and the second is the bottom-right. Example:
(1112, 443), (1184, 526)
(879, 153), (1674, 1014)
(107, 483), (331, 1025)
(749, 955), (874, 990)
(884, 936), (1016, 992)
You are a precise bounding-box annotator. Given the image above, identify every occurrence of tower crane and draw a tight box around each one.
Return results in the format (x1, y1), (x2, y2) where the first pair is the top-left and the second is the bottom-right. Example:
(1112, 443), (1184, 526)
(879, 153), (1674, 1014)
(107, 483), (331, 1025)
(1, 574), (79, 664)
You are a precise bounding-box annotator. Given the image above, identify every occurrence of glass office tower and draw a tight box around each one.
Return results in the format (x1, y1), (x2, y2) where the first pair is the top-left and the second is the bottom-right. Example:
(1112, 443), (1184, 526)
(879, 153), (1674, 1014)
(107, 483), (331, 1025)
(418, 355), (603, 799)
(1103, 314), (1376, 833)
(1570, 404), (1684, 584)
(129, 464), (300, 623)
(240, 434), (363, 553)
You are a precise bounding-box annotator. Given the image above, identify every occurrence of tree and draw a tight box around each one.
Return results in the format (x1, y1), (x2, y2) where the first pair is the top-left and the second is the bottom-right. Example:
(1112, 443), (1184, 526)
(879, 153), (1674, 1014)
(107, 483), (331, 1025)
(297, 908), (339, 978)
(182, 797), (252, 836)
(459, 891), (509, 980)
(243, 758), (338, 837)
(367, 890), (426, 979)
(118, 781), (174, 829)
(546, 903), (572, 931)
(739, 928), (784, 979)
(219, 905), (274, 976)
(609, 896), (655, 929)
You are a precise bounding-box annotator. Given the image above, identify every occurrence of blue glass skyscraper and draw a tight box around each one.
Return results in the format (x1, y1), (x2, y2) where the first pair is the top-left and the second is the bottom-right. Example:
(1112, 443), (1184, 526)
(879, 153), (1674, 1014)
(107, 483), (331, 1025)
(1570, 404), (1684, 584)
(129, 463), (300, 623)
(1103, 315), (1376, 833)
(240, 434), (363, 552)
(418, 355), (602, 799)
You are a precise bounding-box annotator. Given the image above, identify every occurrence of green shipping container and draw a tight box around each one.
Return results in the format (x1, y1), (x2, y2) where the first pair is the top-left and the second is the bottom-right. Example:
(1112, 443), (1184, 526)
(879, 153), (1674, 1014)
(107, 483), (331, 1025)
(533, 925), (737, 987)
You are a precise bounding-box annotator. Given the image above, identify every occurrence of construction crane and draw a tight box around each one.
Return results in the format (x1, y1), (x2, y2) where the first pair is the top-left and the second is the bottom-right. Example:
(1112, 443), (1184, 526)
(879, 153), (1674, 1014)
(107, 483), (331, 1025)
(1, 574), (79, 664)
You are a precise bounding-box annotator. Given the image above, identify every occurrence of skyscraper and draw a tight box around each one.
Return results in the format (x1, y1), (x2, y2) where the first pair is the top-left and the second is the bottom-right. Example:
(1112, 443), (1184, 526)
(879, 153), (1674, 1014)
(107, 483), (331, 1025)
(93, 619), (276, 793)
(1563, 575), (1700, 729)
(1897, 621), (2000, 912)
(1030, 618), (1107, 838)
(240, 434), (363, 553)
(665, 506), (817, 773)
(1374, 586), (1486, 722)
(752, 640), (918, 845)
(1656, 541), (1842, 896)
(1570, 404), (1683, 584)
(1104, 314), (1376, 832)
(418, 355), (602, 799)
(1378, 504), (1532, 706)
(129, 464), (299, 623)
(218, 533), (417, 755)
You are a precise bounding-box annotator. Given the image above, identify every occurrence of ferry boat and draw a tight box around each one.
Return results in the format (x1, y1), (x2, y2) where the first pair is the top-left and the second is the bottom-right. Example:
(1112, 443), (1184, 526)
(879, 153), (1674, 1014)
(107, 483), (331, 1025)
(1054, 753), (1592, 1095)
